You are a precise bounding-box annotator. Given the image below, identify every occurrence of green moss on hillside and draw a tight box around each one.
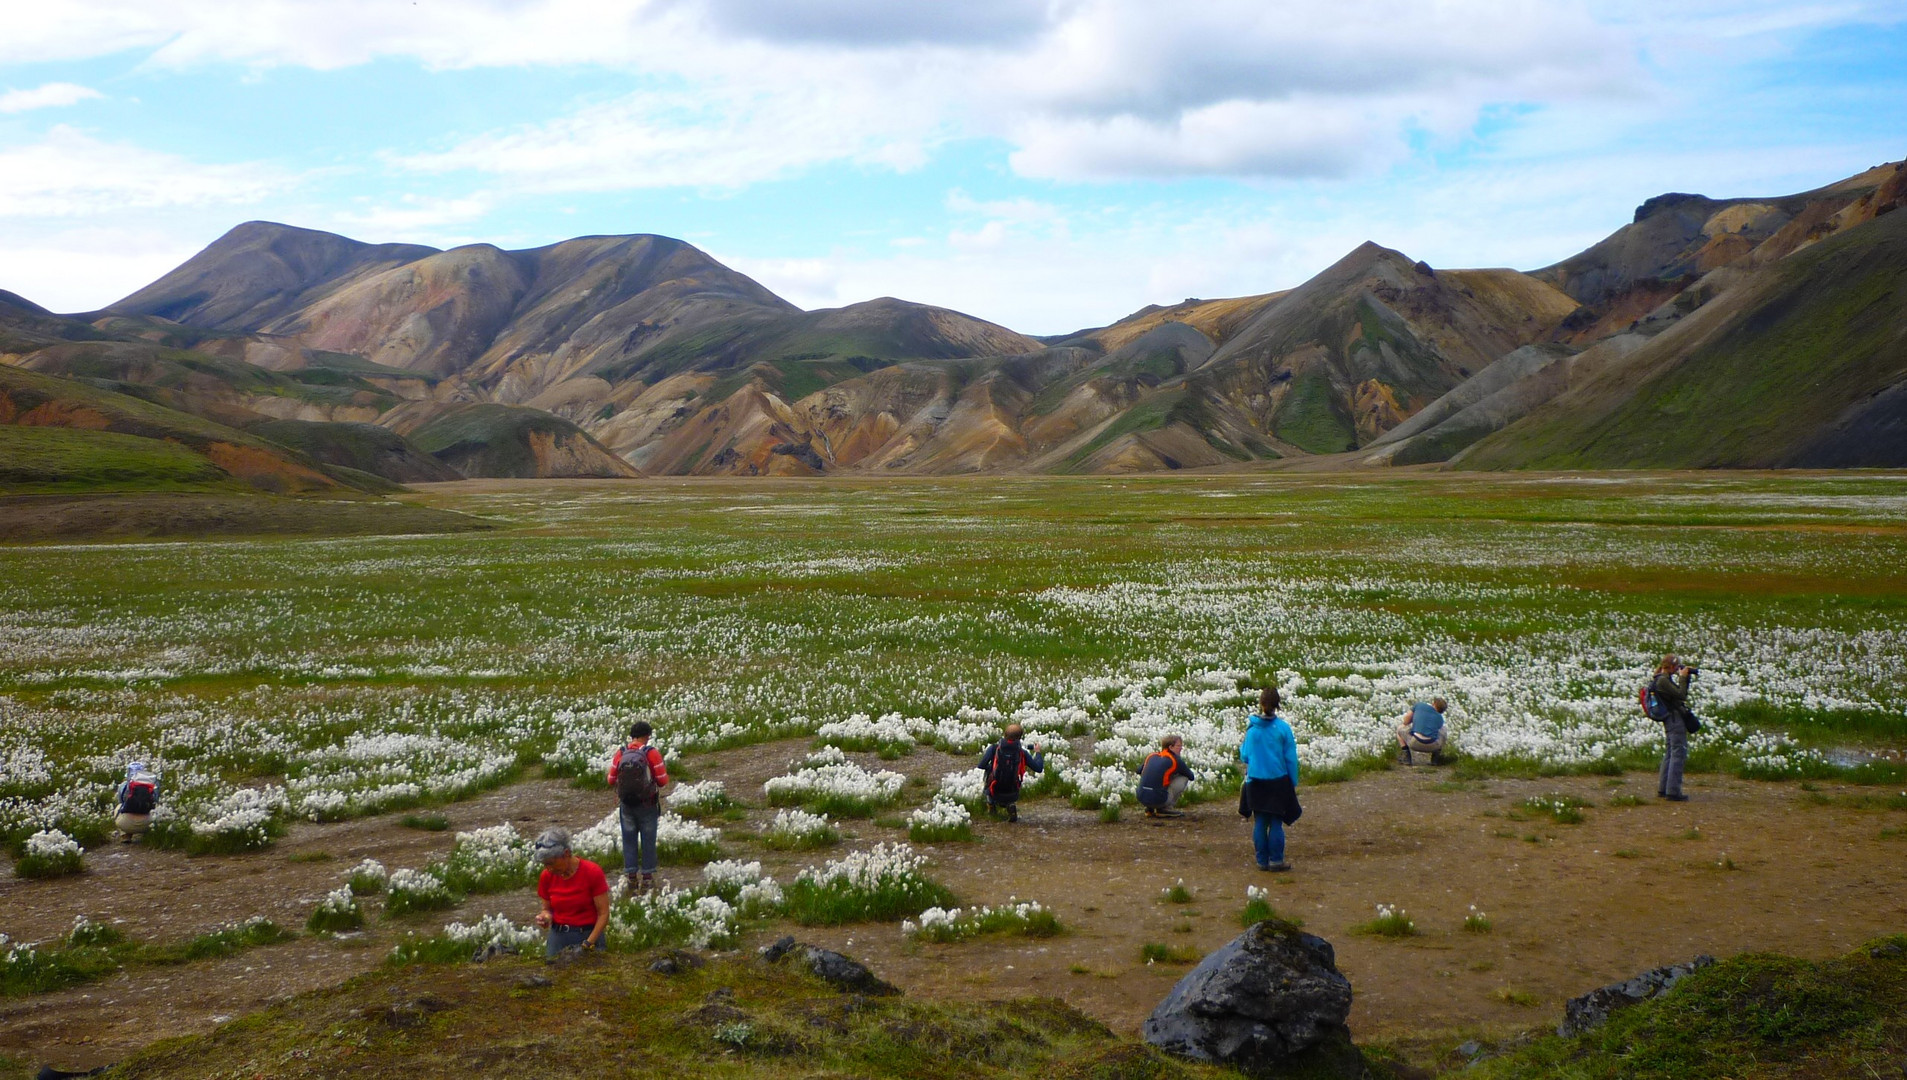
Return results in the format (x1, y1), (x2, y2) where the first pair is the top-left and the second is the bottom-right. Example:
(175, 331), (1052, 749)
(1470, 937), (1907, 1080)
(107, 951), (1227, 1080)
(1273, 370), (1356, 453)
(0, 426), (237, 494)
(1467, 208), (1907, 469)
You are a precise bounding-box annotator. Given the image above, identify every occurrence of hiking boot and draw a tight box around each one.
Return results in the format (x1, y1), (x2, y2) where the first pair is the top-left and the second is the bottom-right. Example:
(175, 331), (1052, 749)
(640, 872), (657, 893)
(1665, 794), (1689, 802)
(623, 872), (642, 894)
(1430, 750), (1445, 766)
(1266, 861), (1291, 872)
(1399, 747), (1414, 766)
(1158, 809), (1184, 819)
(1144, 808), (1159, 819)
(1006, 805), (1018, 823)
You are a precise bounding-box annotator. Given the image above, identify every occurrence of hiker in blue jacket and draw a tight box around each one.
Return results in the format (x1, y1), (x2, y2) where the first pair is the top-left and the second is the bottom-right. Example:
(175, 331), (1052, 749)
(1238, 688), (1301, 872)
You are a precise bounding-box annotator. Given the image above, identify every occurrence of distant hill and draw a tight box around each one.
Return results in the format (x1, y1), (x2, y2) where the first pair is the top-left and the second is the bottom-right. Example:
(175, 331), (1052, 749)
(11, 155), (1902, 477)
(1373, 159), (1907, 469)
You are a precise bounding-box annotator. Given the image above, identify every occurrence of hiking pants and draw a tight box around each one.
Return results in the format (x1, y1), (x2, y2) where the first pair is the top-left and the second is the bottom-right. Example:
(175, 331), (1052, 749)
(1658, 714), (1688, 797)
(1253, 812), (1286, 867)
(620, 802), (659, 875)
(546, 924), (591, 958)
(1164, 774), (1188, 809)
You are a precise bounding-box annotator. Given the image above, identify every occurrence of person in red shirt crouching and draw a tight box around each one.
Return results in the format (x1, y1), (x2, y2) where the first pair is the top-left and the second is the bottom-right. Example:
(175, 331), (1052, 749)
(532, 827), (609, 957)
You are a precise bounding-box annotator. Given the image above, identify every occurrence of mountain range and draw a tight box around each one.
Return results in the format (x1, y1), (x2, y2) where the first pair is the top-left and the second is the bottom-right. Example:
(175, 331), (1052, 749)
(3, 157), (1903, 490)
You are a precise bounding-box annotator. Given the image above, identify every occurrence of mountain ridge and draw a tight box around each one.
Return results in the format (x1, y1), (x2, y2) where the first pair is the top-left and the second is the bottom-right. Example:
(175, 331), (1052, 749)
(10, 155), (1905, 477)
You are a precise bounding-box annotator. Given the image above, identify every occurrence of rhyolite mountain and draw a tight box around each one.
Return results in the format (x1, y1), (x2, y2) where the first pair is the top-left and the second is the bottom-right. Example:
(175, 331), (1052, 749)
(7, 155), (1905, 478)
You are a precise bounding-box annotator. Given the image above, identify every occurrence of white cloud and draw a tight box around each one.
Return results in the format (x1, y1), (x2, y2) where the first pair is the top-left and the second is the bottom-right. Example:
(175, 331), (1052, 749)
(0, 227), (206, 313)
(332, 192), (496, 235)
(6, 0), (1894, 188)
(391, 63), (946, 191)
(0, 82), (102, 113)
(0, 126), (288, 217)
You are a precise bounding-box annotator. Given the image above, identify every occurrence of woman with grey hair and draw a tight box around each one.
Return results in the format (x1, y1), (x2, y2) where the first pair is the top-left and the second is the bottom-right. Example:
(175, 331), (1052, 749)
(532, 827), (610, 956)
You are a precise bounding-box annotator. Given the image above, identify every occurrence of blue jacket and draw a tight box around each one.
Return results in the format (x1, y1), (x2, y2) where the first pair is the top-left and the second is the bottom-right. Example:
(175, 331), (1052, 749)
(1239, 713), (1299, 784)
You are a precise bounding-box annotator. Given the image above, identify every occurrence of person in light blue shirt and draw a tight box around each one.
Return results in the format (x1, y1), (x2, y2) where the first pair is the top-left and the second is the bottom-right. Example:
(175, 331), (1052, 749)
(1238, 688), (1301, 871)
(1395, 698), (1449, 765)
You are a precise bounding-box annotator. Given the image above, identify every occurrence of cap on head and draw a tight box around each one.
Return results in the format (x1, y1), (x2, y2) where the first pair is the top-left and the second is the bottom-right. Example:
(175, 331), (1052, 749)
(532, 827), (572, 863)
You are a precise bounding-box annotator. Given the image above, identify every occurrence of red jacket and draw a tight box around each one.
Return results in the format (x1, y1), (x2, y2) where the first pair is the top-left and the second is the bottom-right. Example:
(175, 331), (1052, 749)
(606, 742), (670, 790)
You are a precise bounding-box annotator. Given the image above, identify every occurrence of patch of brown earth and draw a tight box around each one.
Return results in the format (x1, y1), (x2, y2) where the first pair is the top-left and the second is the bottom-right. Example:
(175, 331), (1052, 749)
(6, 740), (1906, 1073)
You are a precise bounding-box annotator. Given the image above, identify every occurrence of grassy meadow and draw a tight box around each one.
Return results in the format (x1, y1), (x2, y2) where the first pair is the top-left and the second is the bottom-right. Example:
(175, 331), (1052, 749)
(4, 471), (1906, 856)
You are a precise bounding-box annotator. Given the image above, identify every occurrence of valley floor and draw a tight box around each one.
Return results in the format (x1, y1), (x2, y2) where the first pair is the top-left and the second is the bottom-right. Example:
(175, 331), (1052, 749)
(4, 739), (1903, 1074)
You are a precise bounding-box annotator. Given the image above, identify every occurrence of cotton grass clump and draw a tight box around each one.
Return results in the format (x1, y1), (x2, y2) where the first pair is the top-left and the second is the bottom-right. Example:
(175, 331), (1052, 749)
(783, 842), (956, 926)
(901, 899), (1061, 943)
(763, 750), (905, 817)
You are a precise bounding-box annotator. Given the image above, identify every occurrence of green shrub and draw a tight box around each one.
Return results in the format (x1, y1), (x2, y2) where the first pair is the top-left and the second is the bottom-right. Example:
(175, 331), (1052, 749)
(1353, 905), (1418, 938)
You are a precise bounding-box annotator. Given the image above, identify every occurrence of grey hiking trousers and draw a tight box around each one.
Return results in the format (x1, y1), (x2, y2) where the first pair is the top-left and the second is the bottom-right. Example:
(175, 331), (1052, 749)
(1658, 713), (1688, 797)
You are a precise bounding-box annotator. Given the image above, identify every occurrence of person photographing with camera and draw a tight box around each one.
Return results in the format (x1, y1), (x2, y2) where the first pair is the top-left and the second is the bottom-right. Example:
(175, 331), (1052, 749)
(1651, 654), (1701, 802)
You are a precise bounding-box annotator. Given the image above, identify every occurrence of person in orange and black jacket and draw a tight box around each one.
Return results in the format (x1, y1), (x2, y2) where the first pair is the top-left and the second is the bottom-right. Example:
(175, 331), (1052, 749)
(1136, 734), (1196, 819)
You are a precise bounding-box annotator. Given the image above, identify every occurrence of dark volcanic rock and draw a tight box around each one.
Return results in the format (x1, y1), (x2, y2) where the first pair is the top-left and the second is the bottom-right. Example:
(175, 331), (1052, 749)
(1560, 955), (1715, 1036)
(650, 949), (708, 975)
(801, 946), (900, 996)
(1143, 921), (1364, 1077)
(758, 935), (898, 995)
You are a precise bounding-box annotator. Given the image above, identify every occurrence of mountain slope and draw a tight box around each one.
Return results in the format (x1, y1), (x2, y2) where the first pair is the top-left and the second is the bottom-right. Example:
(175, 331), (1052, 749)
(0, 364), (368, 495)
(1458, 200), (1907, 469)
(1185, 244), (1578, 453)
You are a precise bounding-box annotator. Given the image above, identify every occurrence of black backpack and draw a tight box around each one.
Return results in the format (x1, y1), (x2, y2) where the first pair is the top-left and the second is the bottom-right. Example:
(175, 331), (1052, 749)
(986, 741), (1023, 796)
(121, 779), (157, 815)
(616, 746), (659, 807)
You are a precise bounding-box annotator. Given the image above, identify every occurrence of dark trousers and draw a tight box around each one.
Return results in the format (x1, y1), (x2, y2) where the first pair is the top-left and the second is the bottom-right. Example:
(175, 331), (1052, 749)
(1658, 714), (1688, 797)
(619, 802), (659, 875)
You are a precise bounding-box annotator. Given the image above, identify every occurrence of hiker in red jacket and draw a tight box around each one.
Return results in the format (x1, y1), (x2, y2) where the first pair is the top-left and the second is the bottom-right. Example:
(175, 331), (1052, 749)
(605, 721), (671, 893)
(532, 827), (610, 957)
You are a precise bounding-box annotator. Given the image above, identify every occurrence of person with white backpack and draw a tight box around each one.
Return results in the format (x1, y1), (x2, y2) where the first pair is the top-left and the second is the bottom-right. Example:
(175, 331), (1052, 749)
(605, 721), (671, 892)
(114, 761), (160, 842)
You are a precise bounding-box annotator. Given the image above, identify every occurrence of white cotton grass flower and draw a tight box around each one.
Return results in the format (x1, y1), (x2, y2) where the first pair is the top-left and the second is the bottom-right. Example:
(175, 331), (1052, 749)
(764, 758), (904, 816)
(906, 797), (973, 842)
(902, 899), (1059, 943)
(23, 829), (80, 859)
(762, 808), (838, 850)
(665, 780), (729, 814)
(440, 913), (541, 951)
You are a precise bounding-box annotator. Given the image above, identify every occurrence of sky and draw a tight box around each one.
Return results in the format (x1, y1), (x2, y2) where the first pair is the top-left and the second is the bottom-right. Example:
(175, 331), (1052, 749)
(1, 1), (1903, 334)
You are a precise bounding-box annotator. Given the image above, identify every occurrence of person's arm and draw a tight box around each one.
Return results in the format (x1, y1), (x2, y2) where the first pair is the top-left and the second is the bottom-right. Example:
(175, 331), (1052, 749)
(1280, 725), (1300, 786)
(533, 877), (553, 929)
(587, 888), (611, 948)
(1026, 747), (1045, 773)
(978, 744), (996, 773)
(649, 747), (671, 790)
(606, 747), (621, 787)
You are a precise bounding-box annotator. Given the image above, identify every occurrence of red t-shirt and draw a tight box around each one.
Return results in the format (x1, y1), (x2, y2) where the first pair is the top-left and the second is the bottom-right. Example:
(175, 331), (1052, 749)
(538, 858), (609, 927)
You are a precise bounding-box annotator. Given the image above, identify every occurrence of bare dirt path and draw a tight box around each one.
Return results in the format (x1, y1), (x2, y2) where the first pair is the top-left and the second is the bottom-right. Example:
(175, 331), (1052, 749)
(6, 739), (1905, 1072)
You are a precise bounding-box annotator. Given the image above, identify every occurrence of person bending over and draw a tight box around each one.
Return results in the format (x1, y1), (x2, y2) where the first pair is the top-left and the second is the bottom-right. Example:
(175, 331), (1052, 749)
(1137, 734), (1197, 819)
(114, 761), (160, 843)
(979, 723), (1045, 823)
(1396, 698), (1449, 766)
(532, 827), (610, 958)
